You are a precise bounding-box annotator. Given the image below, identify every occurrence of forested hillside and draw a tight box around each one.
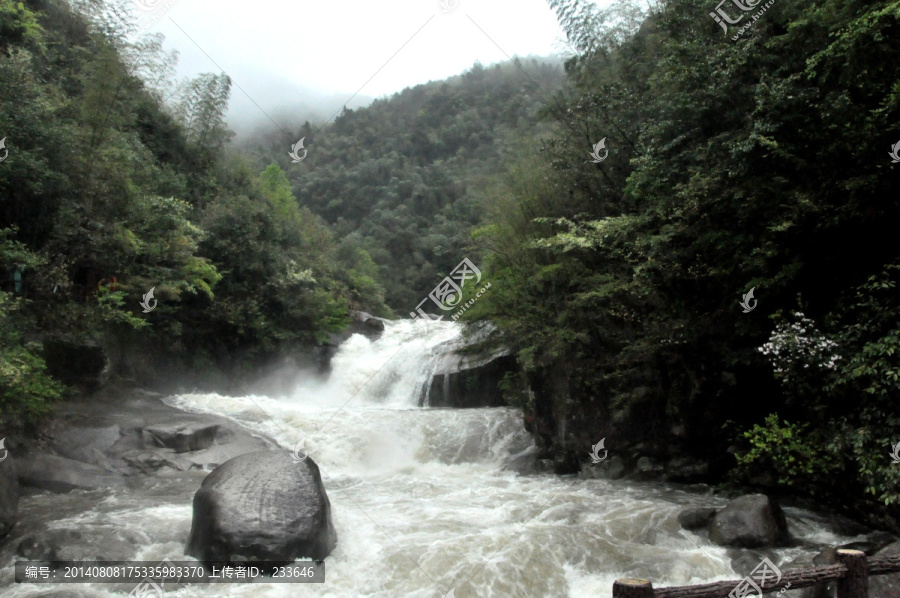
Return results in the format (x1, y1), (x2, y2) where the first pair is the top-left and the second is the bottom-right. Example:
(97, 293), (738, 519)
(470, 0), (900, 526)
(3, 0), (900, 531)
(238, 59), (563, 309)
(0, 0), (563, 428)
(0, 0), (388, 425)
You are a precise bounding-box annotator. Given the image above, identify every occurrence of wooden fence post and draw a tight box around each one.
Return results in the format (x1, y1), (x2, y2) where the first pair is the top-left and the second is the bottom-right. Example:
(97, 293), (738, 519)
(613, 578), (654, 598)
(836, 549), (868, 598)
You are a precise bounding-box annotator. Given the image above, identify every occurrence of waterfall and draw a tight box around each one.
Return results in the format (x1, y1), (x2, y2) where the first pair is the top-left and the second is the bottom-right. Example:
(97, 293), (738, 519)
(2, 320), (867, 598)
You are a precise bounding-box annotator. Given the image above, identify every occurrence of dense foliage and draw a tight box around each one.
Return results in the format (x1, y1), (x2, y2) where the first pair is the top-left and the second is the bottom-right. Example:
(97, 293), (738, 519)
(239, 59), (564, 309)
(0, 0), (562, 428)
(2, 0), (898, 528)
(472, 0), (900, 523)
(0, 0), (390, 424)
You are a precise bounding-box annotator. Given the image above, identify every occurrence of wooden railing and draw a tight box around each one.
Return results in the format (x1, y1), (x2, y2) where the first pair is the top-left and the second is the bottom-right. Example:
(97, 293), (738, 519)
(613, 549), (900, 598)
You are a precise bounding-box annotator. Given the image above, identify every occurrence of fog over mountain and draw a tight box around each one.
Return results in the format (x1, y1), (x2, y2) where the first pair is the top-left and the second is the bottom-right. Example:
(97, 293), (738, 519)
(144, 0), (572, 138)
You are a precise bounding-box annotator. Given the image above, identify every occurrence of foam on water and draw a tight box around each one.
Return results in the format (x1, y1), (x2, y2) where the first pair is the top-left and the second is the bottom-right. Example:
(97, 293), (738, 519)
(1, 320), (861, 597)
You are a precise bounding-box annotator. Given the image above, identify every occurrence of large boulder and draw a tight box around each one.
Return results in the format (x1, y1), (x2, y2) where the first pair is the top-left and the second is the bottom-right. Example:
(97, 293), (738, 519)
(349, 311), (386, 337)
(186, 450), (337, 565)
(678, 507), (717, 531)
(0, 451), (19, 539)
(870, 541), (900, 598)
(143, 421), (219, 453)
(709, 494), (789, 548)
(17, 453), (125, 493)
(422, 351), (516, 408)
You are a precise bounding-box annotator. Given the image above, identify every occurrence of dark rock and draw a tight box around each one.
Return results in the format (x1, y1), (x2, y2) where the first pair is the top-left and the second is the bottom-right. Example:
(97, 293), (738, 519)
(813, 547), (837, 566)
(142, 421), (219, 453)
(423, 354), (516, 408)
(17, 453), (125, 493)
(0, 453), (19, 538)
(665, 457), (710, 483)
(17, 528), (142, 561)
(582, 455), (626, 480)
(122, 449), (187, 472)
(42, 338), (111, 389)
(838, 530), (896, 555)
(728, 548), (768, 577)
(800, 547), (837, 598)
(870, 541), (900, 598)
(362, 316), (385, 332)
(349, 311), (386, 337)
(633, 456), (664, 477)
(709, 494), (789, 548)
(187, 450), (337, 564)
(553, 450), (580, 475)
(677, 507), (717, 531)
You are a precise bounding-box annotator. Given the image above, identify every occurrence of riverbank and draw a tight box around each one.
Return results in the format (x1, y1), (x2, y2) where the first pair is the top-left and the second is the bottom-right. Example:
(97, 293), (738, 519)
(3, 373), (899, 596)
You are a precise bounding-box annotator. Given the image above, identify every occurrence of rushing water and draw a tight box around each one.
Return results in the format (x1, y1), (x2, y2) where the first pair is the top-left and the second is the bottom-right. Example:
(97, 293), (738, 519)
(2, 321), (870, 597)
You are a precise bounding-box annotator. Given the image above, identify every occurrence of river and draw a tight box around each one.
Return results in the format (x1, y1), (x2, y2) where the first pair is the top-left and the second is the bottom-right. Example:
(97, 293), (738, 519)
(2, 320), (868, 597)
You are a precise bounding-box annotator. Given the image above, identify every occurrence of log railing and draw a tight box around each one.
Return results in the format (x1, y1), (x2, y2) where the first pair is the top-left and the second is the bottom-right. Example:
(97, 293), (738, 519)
(613, 550), (900, 598)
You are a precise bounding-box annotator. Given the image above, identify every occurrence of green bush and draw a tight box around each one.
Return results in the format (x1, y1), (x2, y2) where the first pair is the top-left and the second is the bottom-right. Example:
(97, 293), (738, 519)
(0, 292), (64, 430)
(734, 413), (841, 495)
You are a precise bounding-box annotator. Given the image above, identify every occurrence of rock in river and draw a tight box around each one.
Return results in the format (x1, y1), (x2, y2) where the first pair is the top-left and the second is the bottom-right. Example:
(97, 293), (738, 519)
(186, 450), (337, 565)
(0, 453), (19, 539)
(709, 494), (789, 548)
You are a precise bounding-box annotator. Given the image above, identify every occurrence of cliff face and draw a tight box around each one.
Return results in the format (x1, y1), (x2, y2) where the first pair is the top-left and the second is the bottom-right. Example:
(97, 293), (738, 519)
(418, 324), (517, 408)
(422, 351), (517, 408)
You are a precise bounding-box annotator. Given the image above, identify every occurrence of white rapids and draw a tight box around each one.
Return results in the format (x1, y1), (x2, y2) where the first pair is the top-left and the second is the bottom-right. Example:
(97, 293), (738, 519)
(0, 320), (869, 597)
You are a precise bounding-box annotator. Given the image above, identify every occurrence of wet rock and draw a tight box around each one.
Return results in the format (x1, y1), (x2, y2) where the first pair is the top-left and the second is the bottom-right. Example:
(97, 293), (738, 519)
(142, 421), (219, 453)
(799, 547), (836, 598)
(42, 338), (111, 389)
(665, 457), (710, 483)
(122, 449), (187, 472)
(349, 311), (386, 336)
(423, 353), (516, 408)
(838, 530), (896, 555)
(17, 453), (125, 493)
(636, 456), (664, 474)
(553, 450), (580, 475)
(0, 453), (19, 539)
(17, 528), (142, 561)
(187, 450), (337, 565)
(582, 455), (626, 480)
(870, 541), (900, 598)
(709, 494), (789, 548)
(49, 425), (121, 466)
(677, 507), (717, 531)
(728, 548), (768, 576)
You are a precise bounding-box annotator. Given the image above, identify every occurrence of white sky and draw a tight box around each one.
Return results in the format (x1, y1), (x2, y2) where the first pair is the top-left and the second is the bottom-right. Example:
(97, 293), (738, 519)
(138, 0), (575, 131)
